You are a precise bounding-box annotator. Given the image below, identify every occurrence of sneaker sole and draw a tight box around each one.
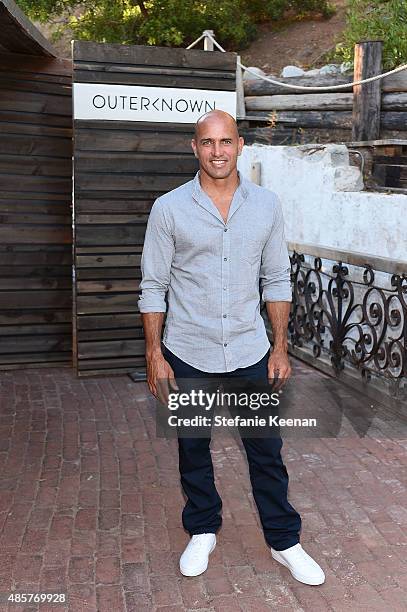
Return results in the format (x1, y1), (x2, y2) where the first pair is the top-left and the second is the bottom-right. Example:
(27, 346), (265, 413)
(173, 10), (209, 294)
(271, 551), (325, 586)
(179, 540), (216, 577)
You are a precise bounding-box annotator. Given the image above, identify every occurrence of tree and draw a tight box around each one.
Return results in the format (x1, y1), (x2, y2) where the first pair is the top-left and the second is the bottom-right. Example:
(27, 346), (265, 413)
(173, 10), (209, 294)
(334, 0), (407, 70)
(16, 0), (335, 49)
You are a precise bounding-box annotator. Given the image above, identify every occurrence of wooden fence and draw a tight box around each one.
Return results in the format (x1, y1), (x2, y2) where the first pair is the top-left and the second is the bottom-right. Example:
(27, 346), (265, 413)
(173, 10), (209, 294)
(0, 52), (73, 369)
(241, 41), (407, 146)
(72, 41), (236, 376)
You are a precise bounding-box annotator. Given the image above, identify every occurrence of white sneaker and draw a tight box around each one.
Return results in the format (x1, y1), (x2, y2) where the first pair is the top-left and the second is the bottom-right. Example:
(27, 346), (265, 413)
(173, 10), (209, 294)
(179, 533), (216, 577)
(271, 543), (325, 585)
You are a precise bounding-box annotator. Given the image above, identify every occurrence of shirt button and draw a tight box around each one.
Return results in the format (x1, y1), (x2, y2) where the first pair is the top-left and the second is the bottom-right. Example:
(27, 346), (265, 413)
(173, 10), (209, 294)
(223, 257), (227, 261)
(223, 287), (226, 290)
(223, 343), (228, 347)
(224, 228), (228, 232)
(223, 314), (227, 318)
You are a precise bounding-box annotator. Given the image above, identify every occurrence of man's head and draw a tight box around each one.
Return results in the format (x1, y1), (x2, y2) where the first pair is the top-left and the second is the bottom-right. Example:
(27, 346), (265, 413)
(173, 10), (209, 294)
(191, 110), (244, 181)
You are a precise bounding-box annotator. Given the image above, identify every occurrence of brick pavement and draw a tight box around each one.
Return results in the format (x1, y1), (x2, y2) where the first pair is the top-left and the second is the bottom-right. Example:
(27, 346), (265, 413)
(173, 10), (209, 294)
(0, 360), (406, 612)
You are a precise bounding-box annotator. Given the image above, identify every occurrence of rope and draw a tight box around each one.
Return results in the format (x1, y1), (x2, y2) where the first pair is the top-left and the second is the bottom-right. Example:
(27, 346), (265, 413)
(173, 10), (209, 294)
(187, 30), (407, 92)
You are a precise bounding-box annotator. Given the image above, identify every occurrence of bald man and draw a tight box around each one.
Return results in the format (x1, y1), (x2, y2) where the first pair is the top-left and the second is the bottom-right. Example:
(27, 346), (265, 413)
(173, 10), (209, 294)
(138, 110), (325, 585)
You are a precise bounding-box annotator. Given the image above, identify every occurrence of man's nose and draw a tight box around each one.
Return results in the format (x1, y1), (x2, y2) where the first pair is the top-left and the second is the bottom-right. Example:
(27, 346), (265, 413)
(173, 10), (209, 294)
(211, 142), (222, 157)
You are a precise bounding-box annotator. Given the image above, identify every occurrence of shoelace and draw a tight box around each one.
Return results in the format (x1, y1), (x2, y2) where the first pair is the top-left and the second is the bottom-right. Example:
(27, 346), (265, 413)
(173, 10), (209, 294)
(288, 546), (313, 565)
(189, 536), (212, 557)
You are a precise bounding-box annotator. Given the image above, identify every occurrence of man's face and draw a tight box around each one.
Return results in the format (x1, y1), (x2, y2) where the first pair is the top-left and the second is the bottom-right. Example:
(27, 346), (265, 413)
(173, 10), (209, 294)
(191, 117), (244, 180)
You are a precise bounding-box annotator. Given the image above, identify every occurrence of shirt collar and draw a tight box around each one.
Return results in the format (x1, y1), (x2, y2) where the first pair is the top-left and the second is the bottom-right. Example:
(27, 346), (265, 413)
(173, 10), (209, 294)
(191, 169), (249, 203)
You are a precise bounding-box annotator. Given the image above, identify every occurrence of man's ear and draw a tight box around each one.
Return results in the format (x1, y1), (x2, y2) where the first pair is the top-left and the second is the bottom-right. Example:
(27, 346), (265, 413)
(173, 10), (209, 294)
(237, 136), (245, 156)
(191, 138), (199, 158)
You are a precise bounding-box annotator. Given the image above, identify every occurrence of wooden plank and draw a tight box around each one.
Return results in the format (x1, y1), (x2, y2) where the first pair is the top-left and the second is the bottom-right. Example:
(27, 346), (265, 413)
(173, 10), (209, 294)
(382, 70), (407, 92)
(0, 277), (71, 290)
(78, 338), (145, 358)
(0, 75), (71, 96)
(244, 74), (353, 96)
(0, 110), (72, 127)
(75, 173), (186, 192)
(76, 254), (141, 267)
(239, 126), (351, 146)
(0, 266), (71, 278)
(76, 269), (141, 280)
(0, 53), (71, 76)
(0, 249), (71, 265)
(245, 93), (353, 111)
(0, 353), (71, 366)
(75, 199), (153, 214)
(0, 175), (71, 193)
(0, 225), (71, 244)
(73, 40), (237, 71)
(352, 41), (382, 141)
(0, 336), (71, 354)
(245, 110), (353, 129)
(77, 279), (140, 293)
(74, 129), (193, 153)
(0, 323), (70, 335)
(75, 225), (144, 246)
(0, 154), (71, 176)
(0, 121), (72, 138)
(0, 290), (71, 309)
(0, 134), (71, 157)
(74, 153), (198, 174)
(0, 310), (71, 325)
(0, 213), (70, 225)
(75, 246), (143, 254)
(0, 69), (71, 87)
(73, 70), (235, 91)
(382, 93), (407, 111)
(76, 293), (141, 314)
(0, 90), (72, 115)
(77, 313), (142, 330)
(76, 214), (148, 225)
(78, 328), (144, 341)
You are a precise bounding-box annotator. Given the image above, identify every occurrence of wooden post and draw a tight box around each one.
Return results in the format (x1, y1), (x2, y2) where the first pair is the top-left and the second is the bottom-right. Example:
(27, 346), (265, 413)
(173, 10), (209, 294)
(352, 40), (383, 141)
(203, 30), (214, 51)
(236, 55), (246, 119)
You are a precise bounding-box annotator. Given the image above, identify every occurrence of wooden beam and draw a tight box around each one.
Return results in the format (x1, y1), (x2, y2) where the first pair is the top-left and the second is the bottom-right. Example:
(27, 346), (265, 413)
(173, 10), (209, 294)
(352, 40), (383, 141)
(244, 75), (353, 96)
(245, 93), (353, 111)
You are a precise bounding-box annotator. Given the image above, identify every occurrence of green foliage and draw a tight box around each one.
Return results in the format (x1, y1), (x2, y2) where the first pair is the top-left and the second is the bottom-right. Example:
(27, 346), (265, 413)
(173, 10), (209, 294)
(334, 0), (407, 70)
(15, 0), (335, 50)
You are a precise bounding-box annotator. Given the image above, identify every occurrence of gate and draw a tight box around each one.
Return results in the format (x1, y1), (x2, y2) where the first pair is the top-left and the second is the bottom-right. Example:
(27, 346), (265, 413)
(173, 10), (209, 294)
(72, 41), (237, 376)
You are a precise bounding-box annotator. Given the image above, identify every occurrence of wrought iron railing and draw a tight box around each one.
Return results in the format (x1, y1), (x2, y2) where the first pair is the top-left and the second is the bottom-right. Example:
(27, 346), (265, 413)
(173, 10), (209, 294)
(263, 242), (407, 407)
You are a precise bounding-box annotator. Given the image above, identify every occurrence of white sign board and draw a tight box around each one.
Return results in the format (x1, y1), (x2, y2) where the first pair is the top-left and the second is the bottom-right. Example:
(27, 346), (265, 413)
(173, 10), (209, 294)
(73, 83), (237, 123)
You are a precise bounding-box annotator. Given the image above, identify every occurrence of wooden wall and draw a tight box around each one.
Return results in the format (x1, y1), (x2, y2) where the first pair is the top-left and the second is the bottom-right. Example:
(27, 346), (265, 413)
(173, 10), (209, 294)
(0, 53), (72, 369)
(73, 41), (236, 376)
(242, 70), (407, 145)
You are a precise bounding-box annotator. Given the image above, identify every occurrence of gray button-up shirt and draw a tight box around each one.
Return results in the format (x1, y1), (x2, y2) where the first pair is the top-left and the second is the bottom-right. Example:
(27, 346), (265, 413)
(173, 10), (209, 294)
(138, 170), (292, 373)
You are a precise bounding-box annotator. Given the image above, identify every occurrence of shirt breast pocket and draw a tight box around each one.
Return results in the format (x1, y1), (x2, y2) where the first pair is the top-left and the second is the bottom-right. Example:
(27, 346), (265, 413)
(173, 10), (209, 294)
(241, 236), (263, 266)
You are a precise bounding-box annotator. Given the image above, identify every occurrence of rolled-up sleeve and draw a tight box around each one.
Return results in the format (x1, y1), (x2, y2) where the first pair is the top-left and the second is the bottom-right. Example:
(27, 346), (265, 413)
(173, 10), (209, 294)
(138, 197), (175, 313)
(260, 194), (292, 303)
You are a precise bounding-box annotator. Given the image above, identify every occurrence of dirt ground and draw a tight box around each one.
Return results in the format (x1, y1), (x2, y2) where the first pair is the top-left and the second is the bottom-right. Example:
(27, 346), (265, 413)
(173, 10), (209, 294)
(240, 0), (348, 74)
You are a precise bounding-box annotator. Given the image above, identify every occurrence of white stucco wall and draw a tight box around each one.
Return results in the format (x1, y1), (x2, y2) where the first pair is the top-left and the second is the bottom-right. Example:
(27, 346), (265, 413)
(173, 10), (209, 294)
(238, 144), (407, 262)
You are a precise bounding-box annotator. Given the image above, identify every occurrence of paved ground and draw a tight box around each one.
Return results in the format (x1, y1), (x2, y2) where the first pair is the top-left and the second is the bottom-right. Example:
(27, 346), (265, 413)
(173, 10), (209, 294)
(0, 359), (406, 612)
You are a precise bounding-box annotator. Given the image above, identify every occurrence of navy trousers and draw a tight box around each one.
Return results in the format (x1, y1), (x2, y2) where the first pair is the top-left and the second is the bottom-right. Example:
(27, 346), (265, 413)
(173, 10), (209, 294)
(163, 345), (302, 551)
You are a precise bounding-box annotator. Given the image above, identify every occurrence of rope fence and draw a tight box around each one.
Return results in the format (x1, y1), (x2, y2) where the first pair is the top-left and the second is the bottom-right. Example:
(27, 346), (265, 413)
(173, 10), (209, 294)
(187, 30), (407, 92)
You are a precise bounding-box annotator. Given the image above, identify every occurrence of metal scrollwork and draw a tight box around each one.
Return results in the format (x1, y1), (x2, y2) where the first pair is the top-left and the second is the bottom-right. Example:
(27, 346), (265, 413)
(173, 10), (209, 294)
(289, 250), (407, 397)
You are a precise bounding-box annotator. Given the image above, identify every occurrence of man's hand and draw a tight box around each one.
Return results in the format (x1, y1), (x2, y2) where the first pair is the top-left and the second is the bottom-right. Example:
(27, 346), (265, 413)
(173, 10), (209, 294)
(268, 349), (292, 392)
(146, 348), (179, 405)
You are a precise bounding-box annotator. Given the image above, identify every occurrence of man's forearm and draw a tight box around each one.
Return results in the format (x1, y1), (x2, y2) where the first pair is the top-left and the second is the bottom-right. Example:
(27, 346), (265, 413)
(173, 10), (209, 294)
(265, 301), (291, 352)
(142, 312), (165, 357)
